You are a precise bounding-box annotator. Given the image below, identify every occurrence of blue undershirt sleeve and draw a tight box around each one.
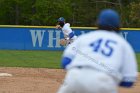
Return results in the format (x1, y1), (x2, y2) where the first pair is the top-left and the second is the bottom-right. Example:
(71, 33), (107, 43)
(61, 57), (72, 69)
(69, 32), (74, 39)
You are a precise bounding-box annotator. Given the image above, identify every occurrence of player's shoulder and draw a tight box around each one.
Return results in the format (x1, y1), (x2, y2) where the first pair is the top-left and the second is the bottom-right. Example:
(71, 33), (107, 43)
(121, 38), (135, 53)
(63, 23), (70, 28)
(104, 31), (135, 53)
(62, 23), (71, 32)
(77, 30), (129, 45)
(76, 30), (106, 39)
(93, 30), (126, 42)
(65, 23), (70, 26)
(75, 31), (96, 42)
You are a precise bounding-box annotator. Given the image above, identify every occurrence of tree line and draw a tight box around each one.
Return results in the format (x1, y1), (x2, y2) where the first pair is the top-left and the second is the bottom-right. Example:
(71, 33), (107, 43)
(0, 0), (139, 27)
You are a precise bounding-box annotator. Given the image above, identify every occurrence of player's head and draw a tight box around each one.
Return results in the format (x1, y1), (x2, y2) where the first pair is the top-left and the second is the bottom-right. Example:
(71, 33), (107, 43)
(57, 17), (65, 27)
(97, 9), (120, 33)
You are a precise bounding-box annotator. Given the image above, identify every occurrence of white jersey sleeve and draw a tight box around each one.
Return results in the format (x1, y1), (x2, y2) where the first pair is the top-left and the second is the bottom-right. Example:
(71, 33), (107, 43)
(121, 43), (138, 82)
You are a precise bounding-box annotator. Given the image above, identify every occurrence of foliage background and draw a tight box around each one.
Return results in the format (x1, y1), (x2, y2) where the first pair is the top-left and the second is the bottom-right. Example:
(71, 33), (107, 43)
(0, 0), (139, 27)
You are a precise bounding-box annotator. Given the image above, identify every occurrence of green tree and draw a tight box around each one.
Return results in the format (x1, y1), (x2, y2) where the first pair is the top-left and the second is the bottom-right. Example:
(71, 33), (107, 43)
(0, 0), (33, 25)
(32, 0), (72, 25)
(0, 0), (15, 24)
(129, 2), (140, 27)
(0, 0), (139, 27)
(69, 0), (97, 26)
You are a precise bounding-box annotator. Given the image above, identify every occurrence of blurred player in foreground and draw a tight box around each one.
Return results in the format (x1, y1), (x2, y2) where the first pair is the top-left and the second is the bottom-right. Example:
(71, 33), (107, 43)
(57, 9), (138, 93)
(56, 17), (77, 46)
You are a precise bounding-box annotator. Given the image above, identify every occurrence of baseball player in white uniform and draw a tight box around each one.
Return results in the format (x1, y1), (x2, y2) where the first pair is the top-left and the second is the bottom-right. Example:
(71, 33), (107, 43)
(57, 9), (138, 93)
(56, 17), (77, 46)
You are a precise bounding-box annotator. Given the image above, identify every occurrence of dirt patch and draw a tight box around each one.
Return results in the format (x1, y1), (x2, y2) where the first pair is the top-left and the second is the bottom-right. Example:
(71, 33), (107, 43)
(0, 67), (139, 93)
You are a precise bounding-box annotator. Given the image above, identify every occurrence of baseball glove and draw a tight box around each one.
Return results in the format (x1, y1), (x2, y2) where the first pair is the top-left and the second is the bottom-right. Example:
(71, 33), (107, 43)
(56, 25), (61, 29)
(59, 39), (67, 46)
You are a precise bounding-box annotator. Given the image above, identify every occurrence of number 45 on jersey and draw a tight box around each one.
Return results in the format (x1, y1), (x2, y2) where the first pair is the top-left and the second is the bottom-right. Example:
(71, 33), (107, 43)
(90, 38), (117, 57)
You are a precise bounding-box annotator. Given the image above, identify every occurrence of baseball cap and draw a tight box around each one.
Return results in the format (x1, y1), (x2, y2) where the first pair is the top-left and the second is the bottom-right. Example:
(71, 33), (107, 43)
(58, 17), (65, 22)
(97, 9), (120, 28)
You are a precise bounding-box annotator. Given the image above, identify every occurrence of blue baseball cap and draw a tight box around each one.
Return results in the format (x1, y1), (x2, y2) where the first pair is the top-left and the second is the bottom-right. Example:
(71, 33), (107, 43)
(97, 9), (120, 28)
(57, 17), (65, 22)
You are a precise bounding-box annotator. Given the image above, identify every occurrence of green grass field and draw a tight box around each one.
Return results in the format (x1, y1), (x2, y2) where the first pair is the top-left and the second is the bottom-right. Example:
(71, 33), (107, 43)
(0, 50), (140, 71)
(0, 50), (62, 68)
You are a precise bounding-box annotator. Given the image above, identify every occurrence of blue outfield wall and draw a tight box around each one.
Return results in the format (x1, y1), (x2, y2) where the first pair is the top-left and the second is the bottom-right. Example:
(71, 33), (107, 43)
(0, 26), (140, 52)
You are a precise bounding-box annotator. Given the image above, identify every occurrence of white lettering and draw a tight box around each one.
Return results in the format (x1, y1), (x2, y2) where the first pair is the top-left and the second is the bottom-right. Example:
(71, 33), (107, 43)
(120, 32), (128, 40)
(123, 32), (128, 40)
(47, 30), (61, 48)
(80, 31), (86, 34)
(30, 30), (45, 47)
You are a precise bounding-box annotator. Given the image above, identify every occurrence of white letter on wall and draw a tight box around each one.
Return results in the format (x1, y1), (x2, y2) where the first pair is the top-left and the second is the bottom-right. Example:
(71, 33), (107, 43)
(30, 30), (45, 47)
(48, 30), (61, 48)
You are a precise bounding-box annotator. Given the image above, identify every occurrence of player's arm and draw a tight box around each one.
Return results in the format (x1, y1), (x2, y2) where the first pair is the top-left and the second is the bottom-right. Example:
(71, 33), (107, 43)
(56, 25), (61, 29)
(61, 38), (79, 69)
(119, 44), (138, 88)
(61, 57), (72, 69)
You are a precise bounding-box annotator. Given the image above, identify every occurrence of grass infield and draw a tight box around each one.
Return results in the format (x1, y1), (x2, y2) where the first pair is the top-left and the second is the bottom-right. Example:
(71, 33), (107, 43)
(0, 50), (139, 71)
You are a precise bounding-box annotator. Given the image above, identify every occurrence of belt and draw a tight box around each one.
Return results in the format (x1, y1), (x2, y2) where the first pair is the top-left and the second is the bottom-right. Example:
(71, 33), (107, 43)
(70, 66), (95, 70)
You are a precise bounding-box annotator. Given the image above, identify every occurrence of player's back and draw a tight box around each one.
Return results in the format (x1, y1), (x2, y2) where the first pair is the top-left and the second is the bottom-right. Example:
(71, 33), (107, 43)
(62, 23), (77, 41)
(59, 10), (138, 93)
(62, 23), (71, 35)
(66, 30), (137, 82)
